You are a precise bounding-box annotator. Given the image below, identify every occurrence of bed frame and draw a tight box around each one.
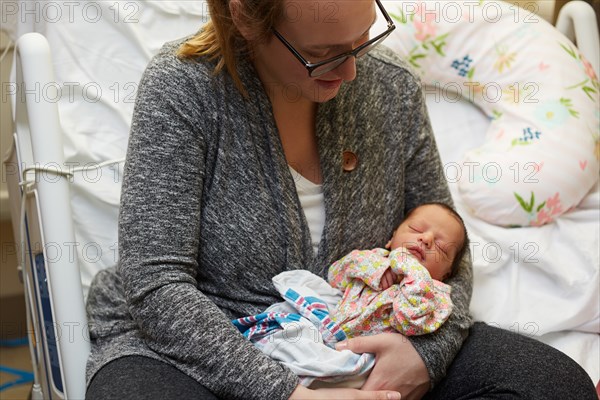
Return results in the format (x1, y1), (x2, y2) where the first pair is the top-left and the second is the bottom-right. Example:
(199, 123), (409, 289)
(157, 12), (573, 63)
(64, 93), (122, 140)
(5, 33), (88, 399)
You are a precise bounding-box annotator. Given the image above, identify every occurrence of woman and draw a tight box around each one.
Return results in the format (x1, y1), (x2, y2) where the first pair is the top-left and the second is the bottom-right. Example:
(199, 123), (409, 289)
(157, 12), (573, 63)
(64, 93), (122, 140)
(85, 0), (597, 399)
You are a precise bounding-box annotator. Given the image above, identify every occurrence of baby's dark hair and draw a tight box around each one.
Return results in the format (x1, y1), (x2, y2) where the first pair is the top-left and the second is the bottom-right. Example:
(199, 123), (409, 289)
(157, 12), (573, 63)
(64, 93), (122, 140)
(404, 202), (470, 279)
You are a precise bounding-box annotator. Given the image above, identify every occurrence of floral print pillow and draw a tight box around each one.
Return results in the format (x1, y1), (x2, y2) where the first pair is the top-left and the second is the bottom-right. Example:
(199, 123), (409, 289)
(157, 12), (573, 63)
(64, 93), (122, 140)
(381, 1), (599, 226)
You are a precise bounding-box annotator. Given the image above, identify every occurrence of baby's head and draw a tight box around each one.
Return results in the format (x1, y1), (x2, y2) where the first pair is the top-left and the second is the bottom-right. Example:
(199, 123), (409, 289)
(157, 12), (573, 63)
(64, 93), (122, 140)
(387, 203), (468, 281)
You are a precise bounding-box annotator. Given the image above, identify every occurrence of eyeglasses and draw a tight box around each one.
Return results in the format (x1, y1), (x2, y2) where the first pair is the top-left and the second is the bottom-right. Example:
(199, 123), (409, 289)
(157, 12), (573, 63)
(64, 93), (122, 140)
(272, 0), (396, 78)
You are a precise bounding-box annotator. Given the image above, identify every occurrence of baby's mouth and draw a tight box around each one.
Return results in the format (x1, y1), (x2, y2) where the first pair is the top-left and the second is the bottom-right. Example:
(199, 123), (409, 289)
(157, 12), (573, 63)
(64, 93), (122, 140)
(408, 246), (425, 262)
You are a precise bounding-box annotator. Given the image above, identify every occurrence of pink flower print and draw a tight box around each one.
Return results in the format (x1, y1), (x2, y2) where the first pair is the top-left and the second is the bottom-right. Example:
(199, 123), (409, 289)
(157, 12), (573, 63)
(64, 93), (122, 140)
(582, 57), (598, 81)
(413, 8), (438, 42)
(414, 20), (436, 41)
(517, 191), (565, 226)
(546, 192), (560, 209)
(550, 205), (563, 217)
(545, 192), (564, 217)
(532, 208), (552, 227)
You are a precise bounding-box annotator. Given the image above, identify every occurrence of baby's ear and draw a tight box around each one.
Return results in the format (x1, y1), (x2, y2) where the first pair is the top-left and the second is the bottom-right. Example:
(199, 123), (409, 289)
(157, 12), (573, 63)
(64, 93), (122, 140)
(384, 239), (392, 249)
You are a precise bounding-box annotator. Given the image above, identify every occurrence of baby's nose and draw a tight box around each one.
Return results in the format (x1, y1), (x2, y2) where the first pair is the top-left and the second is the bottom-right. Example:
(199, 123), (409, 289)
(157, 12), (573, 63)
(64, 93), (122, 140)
(419, 232), (434, 247)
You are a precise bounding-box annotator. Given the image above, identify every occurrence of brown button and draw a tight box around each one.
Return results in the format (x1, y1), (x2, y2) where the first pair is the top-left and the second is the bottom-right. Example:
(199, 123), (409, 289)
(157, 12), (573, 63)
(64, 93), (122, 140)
(342, 150), (358, 172)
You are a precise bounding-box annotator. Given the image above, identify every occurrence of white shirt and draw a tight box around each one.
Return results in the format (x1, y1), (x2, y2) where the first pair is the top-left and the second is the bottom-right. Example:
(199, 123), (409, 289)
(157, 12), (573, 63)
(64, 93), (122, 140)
(289, 166), (326, 254)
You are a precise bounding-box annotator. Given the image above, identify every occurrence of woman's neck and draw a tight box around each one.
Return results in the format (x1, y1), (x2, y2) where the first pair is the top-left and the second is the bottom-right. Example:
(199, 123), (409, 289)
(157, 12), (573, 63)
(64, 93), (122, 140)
(271, 93), (322, 184)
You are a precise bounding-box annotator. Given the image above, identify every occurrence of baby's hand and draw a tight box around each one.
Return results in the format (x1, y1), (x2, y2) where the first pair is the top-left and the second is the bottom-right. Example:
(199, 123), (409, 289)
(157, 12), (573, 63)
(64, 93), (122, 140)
(380, 268), (397, 290)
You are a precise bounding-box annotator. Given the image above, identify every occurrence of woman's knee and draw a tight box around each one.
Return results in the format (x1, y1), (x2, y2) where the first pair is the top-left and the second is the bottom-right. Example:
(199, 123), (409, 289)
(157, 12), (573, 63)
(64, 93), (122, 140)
(86, 356), (218, 400)
(427, 322), (597, 399)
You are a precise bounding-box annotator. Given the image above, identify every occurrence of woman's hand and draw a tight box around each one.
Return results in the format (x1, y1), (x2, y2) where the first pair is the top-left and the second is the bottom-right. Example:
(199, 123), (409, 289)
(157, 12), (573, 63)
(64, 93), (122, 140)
(289, 384), (401, 399)
(336, 333), (430, 400)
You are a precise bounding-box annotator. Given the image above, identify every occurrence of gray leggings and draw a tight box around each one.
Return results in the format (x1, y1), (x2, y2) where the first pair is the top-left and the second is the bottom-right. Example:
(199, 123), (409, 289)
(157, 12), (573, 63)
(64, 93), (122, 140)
(86, 323), (597, 399)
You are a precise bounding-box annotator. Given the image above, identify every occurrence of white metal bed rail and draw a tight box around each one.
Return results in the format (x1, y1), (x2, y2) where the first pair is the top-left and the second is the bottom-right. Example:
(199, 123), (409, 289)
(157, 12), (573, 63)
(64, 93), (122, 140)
(6, 32), (89, 400)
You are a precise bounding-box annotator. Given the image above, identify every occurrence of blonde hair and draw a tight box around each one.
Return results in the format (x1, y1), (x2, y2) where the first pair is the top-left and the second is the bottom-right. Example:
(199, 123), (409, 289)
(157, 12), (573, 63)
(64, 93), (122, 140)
(177, 0), (284, 96)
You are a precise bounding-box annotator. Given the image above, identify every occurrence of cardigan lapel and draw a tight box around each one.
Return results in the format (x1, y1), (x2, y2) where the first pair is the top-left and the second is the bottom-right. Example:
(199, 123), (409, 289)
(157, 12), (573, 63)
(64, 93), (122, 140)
(237, 58), (317, 275)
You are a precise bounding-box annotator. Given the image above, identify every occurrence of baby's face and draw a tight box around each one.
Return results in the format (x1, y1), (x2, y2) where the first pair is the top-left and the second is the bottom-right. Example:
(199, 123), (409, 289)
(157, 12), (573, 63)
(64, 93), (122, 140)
(388, 204), (464, 281)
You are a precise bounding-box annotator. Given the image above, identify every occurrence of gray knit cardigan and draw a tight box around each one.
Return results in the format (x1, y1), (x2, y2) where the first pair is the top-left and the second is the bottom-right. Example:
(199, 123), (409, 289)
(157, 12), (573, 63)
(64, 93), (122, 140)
(85, 39), (473, 400)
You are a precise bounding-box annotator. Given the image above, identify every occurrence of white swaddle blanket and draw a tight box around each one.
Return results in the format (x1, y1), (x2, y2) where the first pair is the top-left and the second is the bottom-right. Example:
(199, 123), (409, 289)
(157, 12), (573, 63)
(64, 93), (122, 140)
(232, 270), (374, 388)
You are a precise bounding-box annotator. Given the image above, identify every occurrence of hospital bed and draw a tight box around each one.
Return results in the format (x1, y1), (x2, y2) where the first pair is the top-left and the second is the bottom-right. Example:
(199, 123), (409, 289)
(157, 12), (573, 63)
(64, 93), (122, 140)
(2, 1), (599, 399)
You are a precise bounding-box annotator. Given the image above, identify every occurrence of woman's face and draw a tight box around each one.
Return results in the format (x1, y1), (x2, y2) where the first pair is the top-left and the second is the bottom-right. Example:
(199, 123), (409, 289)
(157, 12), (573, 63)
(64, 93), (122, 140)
(250, 0), (377, 103)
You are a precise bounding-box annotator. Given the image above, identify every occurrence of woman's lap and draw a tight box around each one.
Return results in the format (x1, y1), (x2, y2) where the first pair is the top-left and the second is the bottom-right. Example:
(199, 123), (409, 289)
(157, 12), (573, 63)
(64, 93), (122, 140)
(87, 323), (597, 399)
(424, 322), (597, 399)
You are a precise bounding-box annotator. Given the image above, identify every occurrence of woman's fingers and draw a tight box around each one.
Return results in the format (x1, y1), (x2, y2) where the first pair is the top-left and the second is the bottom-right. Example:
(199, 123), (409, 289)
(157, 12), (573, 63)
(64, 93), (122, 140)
(325, 389), (401, 400)
(289, 383), (401, 399)
(335, 333), (385, 354)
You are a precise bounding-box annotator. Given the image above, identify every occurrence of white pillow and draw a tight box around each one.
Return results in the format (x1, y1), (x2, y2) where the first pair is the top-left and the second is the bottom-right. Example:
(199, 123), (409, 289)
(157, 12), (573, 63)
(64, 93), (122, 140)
(381, 1), (599, 226)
